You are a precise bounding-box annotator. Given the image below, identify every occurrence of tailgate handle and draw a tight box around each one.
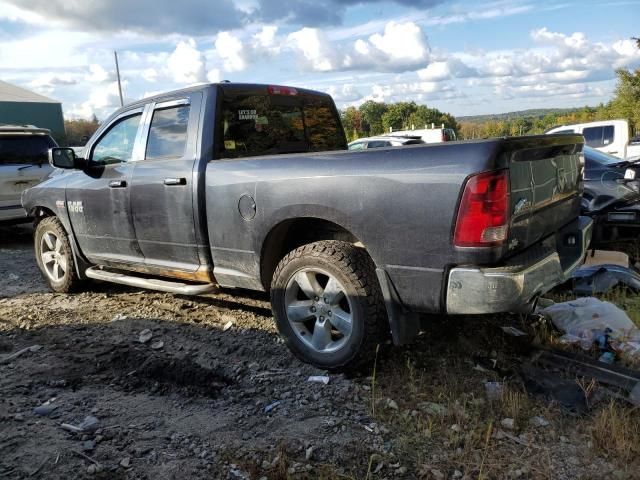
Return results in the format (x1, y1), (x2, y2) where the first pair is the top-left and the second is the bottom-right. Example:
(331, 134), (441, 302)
(108, 180), (127, 188)
(164, 177), (186, 186)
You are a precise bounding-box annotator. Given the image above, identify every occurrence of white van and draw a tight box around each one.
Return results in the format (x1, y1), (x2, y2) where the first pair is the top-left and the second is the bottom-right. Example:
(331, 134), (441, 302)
(546, 119), (640, 160)
(385, 124), (457, 144)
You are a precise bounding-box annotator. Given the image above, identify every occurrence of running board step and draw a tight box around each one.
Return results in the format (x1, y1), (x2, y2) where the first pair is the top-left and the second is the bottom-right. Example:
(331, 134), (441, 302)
(85, 267), (217, 295)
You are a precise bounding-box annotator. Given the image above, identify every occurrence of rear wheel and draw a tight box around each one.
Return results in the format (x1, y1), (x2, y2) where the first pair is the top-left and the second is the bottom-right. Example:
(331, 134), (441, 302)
(34, 217), (81, 293)
(270, 241), (388, 370)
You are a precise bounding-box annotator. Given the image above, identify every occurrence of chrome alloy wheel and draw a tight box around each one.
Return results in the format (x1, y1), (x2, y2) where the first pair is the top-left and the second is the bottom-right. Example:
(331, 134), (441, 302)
(40, 231), (68, 282)
(284, 267), (354, 354)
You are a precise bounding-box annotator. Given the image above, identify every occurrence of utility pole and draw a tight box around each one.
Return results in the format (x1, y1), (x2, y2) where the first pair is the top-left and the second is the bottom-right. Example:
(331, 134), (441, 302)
(114, 51), (124, 107)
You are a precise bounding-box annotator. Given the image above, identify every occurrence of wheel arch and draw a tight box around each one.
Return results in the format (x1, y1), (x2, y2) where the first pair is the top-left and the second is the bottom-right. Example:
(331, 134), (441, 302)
(30, 205), (92, 280)
(259, 217), (367, 291)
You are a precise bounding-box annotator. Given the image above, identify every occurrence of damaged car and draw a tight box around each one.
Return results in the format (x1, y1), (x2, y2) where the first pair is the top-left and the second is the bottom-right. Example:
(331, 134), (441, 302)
(582, 146), (640, 263)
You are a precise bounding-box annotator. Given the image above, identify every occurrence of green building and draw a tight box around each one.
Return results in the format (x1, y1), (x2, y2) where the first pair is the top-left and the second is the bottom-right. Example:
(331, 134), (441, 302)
(0, 80), (65, 141)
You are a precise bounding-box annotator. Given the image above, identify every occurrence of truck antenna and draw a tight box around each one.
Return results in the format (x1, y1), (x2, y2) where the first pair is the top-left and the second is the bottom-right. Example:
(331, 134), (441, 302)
(114, 50), (124, 107)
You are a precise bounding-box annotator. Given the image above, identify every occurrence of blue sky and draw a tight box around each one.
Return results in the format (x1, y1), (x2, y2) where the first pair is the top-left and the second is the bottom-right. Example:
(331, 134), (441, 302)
(0, 0), (638, 119)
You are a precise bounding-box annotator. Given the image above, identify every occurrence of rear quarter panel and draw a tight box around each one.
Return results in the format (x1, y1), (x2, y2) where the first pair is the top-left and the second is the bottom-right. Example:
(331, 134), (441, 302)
(205, 140), (504, 312)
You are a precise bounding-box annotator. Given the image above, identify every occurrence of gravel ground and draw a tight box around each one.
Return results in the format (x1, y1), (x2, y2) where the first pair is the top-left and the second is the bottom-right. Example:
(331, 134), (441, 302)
(0, 224), (637, 479)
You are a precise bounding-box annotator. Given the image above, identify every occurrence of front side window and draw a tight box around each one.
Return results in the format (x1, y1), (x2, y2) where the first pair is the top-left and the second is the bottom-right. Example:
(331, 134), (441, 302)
(91, 114), (142, 165)
(219, 91), (346, 159)
(145, 105), (190, 160)
(0, 135), (56, 165)
(348, 142), (365, 150)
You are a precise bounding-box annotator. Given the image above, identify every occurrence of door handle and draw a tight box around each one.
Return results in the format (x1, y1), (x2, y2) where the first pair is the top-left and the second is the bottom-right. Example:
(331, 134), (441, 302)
(109, 180), (127, 188)
(163, 177), (186, 186)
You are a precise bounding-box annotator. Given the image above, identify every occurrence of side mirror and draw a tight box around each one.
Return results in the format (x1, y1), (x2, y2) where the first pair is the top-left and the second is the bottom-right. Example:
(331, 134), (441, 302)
(49, 147), (83, 169)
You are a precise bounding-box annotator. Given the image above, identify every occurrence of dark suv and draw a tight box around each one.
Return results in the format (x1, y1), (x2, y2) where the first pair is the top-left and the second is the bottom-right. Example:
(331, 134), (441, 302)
(0, 125), (56, 223)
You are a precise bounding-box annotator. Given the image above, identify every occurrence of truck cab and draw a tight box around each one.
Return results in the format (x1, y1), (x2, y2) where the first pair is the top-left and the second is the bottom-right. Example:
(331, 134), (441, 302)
(547, 119), (640, 160)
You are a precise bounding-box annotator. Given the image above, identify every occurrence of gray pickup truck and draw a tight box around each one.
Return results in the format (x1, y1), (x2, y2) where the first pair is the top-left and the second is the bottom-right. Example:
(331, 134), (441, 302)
(23, 83), (592, 369)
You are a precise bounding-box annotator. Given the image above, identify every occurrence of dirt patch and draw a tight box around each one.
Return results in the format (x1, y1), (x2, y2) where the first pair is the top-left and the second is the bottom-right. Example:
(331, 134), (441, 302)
(1, 224), (638, 479)
(96, 348), (232, 397)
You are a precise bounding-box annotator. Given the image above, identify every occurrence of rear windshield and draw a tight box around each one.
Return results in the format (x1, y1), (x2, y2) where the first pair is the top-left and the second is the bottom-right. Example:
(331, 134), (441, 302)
(0, 135), (56, 165)
(218, 90), (346, 158)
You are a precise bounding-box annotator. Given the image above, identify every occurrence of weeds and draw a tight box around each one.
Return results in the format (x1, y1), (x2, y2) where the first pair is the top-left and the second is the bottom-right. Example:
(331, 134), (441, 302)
(591, 401), (640, 464)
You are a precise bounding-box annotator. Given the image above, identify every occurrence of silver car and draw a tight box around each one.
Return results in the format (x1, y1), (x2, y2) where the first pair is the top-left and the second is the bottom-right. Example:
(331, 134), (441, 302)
(0, 125), (55, 223)
(348, 135), (424, 150)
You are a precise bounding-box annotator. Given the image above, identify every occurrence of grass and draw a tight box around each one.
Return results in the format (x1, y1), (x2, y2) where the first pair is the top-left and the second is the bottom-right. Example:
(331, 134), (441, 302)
(591, 401), (640, 464)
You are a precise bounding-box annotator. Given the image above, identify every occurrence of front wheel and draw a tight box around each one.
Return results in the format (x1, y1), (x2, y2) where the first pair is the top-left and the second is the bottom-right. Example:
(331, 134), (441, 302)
(34, 216), (82, 293)
(270, 241), (388, 370)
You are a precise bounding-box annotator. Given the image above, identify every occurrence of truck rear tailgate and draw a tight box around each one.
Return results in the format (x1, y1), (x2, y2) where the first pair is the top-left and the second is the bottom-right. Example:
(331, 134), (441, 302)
(504, 135), (584, 256)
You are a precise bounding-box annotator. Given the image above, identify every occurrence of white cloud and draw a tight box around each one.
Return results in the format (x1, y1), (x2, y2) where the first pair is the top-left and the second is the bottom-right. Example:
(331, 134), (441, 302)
(86, 64), (113, 83)
(29, 73), (77, 93)
(287, 28), (336, 71)
(325, 83), (363, 103)
(215, 31), (247, 72)
(67, 81), (127, 119)
(166, 38), (206, 84)
(288, 21), (431, 73)
(252, 25), (280, 54)
(368, 21), (429, 64)
(207, 68), (222, 83)
(141, 68), (159, 82)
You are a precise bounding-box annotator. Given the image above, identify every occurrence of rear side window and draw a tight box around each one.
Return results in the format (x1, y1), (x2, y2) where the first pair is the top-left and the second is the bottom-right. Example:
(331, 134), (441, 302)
(219, 91), (346, 158)
(145, 105), (190, 160)
(583, 125), (615, 148)
(0, 135), (56, 165)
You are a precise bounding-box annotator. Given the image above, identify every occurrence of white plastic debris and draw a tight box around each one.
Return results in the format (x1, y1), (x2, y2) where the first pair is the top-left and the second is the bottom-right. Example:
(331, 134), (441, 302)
(223, 321), (234, 331)
(307, 375), (330, 385)
(541, 297), (640, 350)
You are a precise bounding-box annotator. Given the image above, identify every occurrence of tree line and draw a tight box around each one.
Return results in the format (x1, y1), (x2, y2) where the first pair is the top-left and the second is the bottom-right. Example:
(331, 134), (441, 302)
(340, 101), (459, 141)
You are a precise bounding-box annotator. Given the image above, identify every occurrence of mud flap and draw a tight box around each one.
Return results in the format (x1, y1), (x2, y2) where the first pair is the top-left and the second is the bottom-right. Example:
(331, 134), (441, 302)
(375, 268), (420, 345)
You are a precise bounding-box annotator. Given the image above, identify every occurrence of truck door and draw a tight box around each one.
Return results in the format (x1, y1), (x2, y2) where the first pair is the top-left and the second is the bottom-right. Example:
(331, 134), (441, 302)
(129, 96), (204, 274)
(65, 109), (145, 264)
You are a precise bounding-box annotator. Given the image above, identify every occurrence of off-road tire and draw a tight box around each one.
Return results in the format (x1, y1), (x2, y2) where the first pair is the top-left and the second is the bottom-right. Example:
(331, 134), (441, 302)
(270, 240), (388, 370)
(34, 216), (81, 293)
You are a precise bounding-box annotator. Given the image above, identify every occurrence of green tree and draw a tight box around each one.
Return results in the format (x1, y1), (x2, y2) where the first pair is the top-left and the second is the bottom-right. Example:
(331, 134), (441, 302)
(359, 100), (388, 136)
(381, 102), (417, 132)
(608, 68), (640, 133)
(340, 106), (363, 141)
(62, 115), (100, 146)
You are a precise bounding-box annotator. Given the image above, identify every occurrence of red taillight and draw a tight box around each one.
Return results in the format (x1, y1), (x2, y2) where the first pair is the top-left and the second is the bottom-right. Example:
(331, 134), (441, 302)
(454, 169), (510, 247)
(268, 85), (298, 96)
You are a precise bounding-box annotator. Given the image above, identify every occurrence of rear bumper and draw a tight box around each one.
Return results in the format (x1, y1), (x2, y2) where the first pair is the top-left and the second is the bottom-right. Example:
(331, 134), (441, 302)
(446, 216), (593, 314)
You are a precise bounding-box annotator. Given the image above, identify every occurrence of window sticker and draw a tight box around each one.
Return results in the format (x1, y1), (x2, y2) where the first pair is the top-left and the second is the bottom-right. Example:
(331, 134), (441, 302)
(224, 140), (236, 149)
(238, 109), (257, 120)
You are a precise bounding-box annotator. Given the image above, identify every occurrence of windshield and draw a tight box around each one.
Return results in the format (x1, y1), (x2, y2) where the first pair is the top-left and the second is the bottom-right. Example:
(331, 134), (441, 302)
(584, 146), (623, 166)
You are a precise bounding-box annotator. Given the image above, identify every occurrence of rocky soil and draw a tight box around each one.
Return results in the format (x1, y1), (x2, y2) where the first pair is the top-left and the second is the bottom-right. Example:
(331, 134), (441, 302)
(0, 224), (637, 479)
